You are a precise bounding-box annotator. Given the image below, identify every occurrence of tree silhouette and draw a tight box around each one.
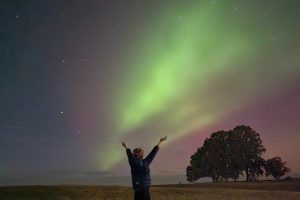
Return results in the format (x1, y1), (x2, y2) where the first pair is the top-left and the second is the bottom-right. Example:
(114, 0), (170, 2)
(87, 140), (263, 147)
(189, 146), (212, 181)
(231, 125), (266, 181)
(186, 165), (195, 182)
(265, 157), (290, 181)
(187, 125), (267, 182)
(205, 131), (231, 181)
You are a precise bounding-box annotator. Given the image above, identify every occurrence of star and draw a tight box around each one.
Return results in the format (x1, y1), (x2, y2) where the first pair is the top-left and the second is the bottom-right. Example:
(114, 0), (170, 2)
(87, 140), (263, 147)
(77, 130), (81, 134)
(61, 59), (66, 63)
(272, 36), (277, 40)
(60, 111), (64, 115)
(15, 14), (20, 19)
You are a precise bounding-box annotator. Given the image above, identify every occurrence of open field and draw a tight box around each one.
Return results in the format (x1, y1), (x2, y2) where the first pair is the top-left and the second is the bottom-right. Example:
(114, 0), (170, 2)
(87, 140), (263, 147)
(1, 181), (300, 200)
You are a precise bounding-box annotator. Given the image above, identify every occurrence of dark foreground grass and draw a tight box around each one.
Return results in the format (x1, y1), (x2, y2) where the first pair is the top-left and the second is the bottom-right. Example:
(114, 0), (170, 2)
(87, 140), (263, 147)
(1, 181), (300, 200)
(155, 180), (300, 192)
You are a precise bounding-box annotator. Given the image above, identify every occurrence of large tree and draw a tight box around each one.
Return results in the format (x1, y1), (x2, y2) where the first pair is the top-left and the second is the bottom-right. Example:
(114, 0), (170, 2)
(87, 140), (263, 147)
(205, 131), (231, 181)
(187, 125), (266, 182)
(188, 131), (233, 182)
(227, 130), (244, 181)
(188, 146), (213, 181)
(231, 125), (266, 181)
(265, 157), (290, 181)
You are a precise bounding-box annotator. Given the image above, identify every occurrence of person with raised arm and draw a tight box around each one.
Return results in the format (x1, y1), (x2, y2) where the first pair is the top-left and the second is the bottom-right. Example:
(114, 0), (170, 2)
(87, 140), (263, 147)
(122, 136), (167, 200)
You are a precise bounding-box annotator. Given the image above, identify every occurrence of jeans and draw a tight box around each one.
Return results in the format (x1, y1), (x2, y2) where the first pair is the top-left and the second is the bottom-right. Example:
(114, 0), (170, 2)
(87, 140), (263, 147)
(134, 187), (150, 200)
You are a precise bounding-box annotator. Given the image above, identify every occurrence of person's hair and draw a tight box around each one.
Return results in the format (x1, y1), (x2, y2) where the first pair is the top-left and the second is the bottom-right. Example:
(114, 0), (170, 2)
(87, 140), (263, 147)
(133, 148), (144, 157)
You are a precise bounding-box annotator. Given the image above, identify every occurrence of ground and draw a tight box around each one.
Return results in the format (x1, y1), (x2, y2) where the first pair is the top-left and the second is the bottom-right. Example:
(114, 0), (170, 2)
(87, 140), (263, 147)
(1, 180), (300, 200)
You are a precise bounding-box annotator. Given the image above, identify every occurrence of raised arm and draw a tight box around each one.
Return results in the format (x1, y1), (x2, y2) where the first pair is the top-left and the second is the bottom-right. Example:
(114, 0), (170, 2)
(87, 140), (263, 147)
(122, 141), (133, 163)
(145, 136), (167, 165)
(157, 136), (167, 147)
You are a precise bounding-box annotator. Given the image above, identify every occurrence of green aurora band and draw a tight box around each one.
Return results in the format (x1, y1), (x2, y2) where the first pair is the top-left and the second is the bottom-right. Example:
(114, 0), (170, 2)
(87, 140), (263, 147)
(98, 1), (300, 170)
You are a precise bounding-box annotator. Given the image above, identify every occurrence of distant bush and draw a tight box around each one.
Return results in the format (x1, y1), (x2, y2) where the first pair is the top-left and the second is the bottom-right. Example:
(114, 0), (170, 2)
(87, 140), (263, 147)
(265, 157), (291, 181)
(284, 176), (293, 181)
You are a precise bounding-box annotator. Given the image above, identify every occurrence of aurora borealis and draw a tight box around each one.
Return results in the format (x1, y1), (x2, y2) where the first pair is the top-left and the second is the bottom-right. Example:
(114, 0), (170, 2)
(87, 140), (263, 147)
(1, 0), (300, 185)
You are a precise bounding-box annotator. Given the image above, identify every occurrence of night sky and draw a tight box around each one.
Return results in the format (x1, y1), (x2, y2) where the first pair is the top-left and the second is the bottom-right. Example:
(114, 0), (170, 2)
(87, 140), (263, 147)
(1, 0), (300, 185)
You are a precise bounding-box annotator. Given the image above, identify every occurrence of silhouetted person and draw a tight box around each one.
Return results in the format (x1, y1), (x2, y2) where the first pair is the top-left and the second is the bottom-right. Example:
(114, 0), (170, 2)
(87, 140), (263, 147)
(122, 136), (167, 200)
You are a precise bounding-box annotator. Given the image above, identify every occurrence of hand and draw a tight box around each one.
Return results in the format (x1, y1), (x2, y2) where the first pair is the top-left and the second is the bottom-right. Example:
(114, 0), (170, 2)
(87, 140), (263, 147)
(122, 141), (127, 149)
(160, 136), (167, 142)
(158, 136), (167, 146)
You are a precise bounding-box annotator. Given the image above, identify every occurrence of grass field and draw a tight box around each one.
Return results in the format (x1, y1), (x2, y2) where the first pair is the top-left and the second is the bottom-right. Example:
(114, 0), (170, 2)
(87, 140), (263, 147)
(1, 181), (300, 200)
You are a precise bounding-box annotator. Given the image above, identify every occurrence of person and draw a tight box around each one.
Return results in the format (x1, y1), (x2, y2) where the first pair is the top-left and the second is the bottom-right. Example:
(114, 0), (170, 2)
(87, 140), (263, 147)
(122, 136), (167, 200)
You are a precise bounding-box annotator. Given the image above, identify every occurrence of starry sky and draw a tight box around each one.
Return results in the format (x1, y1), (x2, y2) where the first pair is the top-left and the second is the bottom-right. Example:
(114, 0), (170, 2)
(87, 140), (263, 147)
(0, 0), (300, 185)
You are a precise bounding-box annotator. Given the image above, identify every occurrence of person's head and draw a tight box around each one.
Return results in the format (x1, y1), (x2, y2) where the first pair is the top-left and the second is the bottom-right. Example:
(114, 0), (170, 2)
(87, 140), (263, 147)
(133, 148), (144, 159)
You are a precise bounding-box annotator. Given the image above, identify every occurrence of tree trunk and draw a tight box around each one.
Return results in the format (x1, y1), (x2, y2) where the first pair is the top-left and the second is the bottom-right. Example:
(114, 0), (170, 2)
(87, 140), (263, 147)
(212, 176), (218, 182)
(245, 169), (249, 182)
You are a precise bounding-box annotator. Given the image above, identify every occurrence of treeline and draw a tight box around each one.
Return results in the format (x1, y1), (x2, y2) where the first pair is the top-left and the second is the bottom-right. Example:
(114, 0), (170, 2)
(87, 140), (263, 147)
(186, 125), (290, 182)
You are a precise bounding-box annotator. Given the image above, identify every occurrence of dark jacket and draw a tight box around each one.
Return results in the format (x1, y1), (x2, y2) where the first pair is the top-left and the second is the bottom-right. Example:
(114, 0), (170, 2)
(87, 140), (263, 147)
(126, 146), (159, 190)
